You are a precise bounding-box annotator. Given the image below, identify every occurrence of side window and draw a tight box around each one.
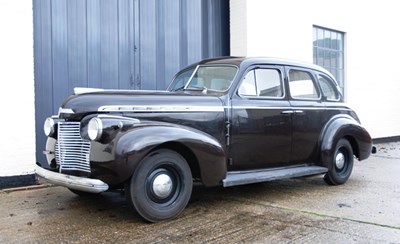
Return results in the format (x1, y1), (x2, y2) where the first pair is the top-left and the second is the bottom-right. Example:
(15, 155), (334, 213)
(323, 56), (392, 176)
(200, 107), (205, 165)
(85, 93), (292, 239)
(239, 68), (283, 98)
(238, 70), (257, 96)
(318, 74), (339, 101)
(256, 69), (283, 97)
(288, 69), (319, 99)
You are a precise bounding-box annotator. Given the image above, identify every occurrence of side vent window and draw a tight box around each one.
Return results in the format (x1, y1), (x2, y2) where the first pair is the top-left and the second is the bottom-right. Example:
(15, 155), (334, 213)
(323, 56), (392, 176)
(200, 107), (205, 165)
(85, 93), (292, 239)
(318, 74), (340, 101)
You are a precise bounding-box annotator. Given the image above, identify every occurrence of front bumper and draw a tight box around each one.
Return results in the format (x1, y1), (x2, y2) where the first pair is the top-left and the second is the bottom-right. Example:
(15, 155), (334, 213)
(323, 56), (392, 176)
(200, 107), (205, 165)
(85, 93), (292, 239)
(35, 165), (109, 193)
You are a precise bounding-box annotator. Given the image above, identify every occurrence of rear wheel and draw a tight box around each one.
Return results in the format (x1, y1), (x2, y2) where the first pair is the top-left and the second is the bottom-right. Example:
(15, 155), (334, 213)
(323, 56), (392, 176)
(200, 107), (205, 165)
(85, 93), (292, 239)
(126, 149), (193, 222)
(324, 138), (354, 185)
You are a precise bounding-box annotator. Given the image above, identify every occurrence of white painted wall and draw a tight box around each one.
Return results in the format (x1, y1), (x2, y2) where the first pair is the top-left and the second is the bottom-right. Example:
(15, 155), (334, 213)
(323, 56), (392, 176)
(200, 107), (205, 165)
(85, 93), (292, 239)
(0, 1), (35, 176)
(230, 0), (400, 138)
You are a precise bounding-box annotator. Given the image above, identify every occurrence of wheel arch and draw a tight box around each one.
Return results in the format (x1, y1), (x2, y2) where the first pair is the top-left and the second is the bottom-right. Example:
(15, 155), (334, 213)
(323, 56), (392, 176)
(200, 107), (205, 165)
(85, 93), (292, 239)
(115, 125), (227, 187)
(343, 135), (359, 159)
(153, 142), (201, 181)
(319, 114), (372, 169)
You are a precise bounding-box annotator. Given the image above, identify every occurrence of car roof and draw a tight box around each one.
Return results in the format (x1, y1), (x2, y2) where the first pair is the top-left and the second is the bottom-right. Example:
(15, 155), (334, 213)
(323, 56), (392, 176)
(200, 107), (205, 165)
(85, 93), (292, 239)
(193, 56), (334, 78)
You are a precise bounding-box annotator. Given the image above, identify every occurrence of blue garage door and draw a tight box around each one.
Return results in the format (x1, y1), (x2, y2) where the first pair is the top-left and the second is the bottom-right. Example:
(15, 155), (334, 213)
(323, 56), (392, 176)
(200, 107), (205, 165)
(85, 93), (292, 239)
(33, 0), (230, 163)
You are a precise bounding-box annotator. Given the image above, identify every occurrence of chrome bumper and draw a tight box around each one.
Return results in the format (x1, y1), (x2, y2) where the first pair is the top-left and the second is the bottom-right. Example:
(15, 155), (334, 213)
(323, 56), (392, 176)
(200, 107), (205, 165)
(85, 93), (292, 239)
(35, 165), (109, 193)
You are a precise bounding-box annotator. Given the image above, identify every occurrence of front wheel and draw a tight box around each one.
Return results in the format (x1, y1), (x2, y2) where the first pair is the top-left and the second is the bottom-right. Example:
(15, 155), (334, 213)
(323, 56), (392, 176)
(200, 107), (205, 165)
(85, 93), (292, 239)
(324, 138), (354, 185)
(126, 149), (193, 222)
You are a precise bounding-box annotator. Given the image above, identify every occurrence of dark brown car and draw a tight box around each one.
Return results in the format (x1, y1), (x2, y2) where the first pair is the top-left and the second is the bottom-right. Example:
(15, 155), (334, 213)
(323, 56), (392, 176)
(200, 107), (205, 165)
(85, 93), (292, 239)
(36, 57), (374, 222)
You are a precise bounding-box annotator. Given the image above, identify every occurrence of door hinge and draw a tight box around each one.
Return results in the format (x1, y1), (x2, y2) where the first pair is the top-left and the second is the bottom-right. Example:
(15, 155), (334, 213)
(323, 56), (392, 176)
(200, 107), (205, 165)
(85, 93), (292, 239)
(225, 120), (231, 146)
(228, 157), (233, 166)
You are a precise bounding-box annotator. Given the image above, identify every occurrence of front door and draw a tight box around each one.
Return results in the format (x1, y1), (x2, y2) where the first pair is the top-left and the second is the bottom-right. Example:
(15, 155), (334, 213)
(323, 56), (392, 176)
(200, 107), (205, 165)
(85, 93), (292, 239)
(229, 66), (292, 170)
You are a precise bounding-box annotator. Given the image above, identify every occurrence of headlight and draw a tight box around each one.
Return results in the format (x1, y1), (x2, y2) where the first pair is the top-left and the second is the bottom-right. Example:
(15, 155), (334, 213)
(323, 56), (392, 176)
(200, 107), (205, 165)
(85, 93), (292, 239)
(88, 117), (103, 141)
(44, 118), (55, 137)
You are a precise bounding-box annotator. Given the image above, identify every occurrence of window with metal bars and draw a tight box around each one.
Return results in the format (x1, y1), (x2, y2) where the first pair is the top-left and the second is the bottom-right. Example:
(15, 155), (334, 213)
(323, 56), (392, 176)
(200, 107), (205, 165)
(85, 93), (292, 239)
(313, 26), (345, 96)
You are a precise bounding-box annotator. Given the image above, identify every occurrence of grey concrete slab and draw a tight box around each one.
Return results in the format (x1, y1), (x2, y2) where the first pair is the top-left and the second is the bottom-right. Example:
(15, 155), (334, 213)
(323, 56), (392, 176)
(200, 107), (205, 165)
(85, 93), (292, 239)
(0, 142), (399, 243)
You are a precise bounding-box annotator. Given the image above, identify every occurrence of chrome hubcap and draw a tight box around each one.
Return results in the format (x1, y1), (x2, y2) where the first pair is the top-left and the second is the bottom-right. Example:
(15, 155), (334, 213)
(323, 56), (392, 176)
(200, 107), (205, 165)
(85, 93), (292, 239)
(335, 152), (345, 170)
(152, 174), (173, 199)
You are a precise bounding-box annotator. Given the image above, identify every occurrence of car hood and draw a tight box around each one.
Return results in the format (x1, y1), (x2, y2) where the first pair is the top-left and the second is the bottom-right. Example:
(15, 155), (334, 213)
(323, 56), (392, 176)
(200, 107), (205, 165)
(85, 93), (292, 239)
(58, 89), (225, 120)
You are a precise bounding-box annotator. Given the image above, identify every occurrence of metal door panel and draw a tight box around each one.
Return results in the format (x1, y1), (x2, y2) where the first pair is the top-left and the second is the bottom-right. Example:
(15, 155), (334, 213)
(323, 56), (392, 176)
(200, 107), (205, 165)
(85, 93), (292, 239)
(33, 0), (230, 164)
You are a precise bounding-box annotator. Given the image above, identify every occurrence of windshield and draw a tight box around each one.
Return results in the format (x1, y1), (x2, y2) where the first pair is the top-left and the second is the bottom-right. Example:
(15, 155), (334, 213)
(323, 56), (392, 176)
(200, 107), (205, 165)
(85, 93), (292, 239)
(168, 65), (238, 92)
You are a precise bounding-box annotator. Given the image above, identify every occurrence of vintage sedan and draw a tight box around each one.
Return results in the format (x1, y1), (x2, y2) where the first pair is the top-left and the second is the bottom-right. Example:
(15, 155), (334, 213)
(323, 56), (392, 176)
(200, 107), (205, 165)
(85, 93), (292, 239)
(35, 57), (374, 222)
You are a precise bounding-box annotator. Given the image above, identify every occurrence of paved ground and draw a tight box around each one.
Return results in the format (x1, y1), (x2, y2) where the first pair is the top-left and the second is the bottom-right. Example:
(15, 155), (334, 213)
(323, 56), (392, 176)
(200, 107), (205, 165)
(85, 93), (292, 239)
(0, 142), (399, 243)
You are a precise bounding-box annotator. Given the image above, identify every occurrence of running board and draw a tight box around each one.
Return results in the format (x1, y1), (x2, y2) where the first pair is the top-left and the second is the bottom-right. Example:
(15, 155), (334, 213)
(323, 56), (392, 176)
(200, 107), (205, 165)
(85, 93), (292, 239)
(223, 165), (328, 187)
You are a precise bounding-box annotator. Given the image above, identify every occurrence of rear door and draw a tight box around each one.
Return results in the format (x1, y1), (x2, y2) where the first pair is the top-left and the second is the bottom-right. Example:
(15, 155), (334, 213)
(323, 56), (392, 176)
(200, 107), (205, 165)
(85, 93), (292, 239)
(286, 67), (325, 163)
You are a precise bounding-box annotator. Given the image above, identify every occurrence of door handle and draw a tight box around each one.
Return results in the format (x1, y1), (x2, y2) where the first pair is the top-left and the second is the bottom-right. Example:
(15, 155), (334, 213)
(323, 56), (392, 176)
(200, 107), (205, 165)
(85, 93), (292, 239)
(281, 110), (304, 115)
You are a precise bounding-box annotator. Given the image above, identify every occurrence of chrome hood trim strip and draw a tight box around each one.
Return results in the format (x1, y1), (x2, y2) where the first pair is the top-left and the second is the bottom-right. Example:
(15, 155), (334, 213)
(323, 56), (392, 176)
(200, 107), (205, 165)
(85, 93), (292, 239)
(98, 105), (224, 112)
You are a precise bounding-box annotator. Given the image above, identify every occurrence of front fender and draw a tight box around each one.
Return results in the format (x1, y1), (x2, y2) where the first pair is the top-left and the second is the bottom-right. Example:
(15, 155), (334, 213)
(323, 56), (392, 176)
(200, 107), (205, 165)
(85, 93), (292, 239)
(115, 124), (227, 186)
(320, 114), (373, 169)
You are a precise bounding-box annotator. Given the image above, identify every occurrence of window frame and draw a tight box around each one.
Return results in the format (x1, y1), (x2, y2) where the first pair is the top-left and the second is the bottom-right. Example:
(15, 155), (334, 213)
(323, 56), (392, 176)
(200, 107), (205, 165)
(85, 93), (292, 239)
(287, 68), (321, 101)
(237, 66), (286, 100)
(316, 73), (341, 102)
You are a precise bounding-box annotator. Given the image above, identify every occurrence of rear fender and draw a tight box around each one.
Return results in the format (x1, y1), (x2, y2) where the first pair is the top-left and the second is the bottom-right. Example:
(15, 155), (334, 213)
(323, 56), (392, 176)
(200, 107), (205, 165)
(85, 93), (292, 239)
(320, 114), (373, 169)
(115, 124), (227, 186)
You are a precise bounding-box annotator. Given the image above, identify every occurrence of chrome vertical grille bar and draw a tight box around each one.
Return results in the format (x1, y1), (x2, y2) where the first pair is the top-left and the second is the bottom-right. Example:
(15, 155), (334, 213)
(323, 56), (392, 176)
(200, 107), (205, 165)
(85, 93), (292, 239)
(55, 122), (91, 173)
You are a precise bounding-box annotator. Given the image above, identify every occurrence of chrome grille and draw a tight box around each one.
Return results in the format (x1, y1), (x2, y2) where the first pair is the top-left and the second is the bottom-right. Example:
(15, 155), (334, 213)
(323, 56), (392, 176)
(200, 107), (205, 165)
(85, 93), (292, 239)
(55, 122), (91, 173)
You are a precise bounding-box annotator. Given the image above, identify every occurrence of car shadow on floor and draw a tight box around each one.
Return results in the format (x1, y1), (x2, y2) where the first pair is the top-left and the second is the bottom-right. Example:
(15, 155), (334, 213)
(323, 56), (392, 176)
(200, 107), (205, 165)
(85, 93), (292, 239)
(58, 175), (328, 223)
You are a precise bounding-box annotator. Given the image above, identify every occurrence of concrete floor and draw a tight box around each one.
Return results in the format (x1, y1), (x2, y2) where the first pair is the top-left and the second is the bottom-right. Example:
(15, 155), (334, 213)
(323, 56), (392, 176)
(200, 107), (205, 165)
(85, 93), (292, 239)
(0, 142), (399, 243)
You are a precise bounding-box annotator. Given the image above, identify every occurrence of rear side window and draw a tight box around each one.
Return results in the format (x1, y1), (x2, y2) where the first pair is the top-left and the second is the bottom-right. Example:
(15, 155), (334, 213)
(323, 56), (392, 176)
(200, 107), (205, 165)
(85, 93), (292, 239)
(288, 69), (319, 99)
(239, 68), (283, 98)
(318, 74), (340, 101)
